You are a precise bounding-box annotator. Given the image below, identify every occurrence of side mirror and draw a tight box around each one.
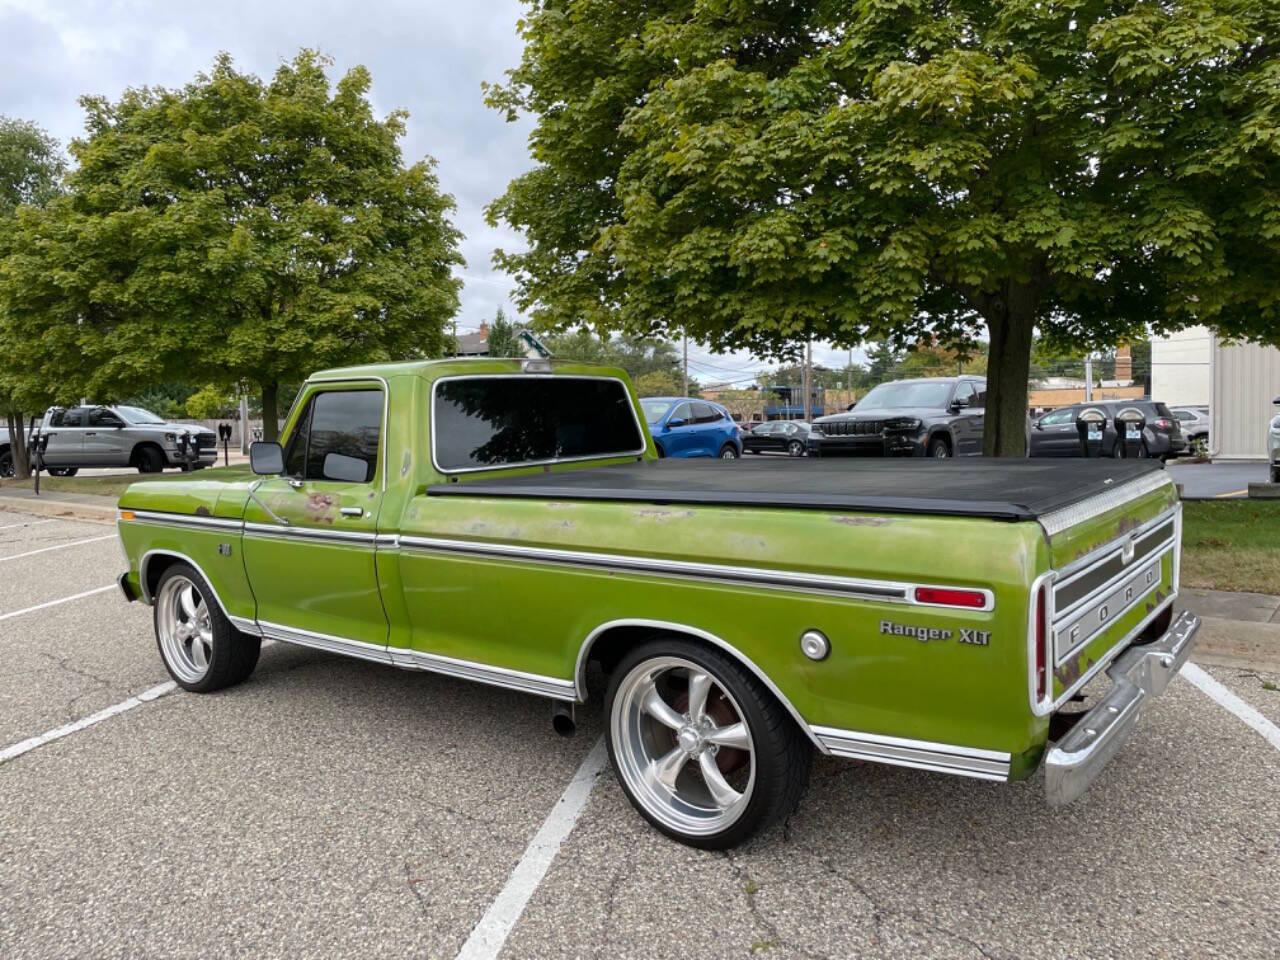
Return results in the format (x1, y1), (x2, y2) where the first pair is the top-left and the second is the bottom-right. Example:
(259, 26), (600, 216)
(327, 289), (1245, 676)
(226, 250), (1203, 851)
(322, 452), (368, 483)
(951, 396), (970, 410)
(250, 441), (284, 475)
(667, 418), (686, 428)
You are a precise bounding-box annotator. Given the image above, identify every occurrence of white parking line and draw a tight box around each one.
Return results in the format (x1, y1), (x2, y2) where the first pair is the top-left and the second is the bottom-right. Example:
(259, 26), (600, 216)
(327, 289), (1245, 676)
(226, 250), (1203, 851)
(0, 534), (116, 562)
(1183, 663), (1280, 752)
(455, 737), (609, 960)
(0, 585), (117, 622)
(0, 680), (177, 764)
(0, 517), (57, 532)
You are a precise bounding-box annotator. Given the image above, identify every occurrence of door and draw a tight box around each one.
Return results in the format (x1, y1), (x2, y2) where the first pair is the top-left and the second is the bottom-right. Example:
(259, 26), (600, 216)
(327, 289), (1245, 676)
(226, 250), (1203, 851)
(1030, 407), (1078, 457)
(40, 408), (86, 466)
(950, 382), (984, 455)
(84, 407), (129, 465)
(754, 422), (784, 452)
(661, 402), (699, 457)
(690, 402), (723, 456)
(241, 385), (389, 649)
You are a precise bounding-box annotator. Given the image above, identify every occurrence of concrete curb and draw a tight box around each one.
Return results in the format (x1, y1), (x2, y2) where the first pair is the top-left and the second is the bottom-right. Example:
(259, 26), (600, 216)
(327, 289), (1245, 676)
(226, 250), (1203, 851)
(0, 494), (117, 525)
(1190, 616), (1280, 673)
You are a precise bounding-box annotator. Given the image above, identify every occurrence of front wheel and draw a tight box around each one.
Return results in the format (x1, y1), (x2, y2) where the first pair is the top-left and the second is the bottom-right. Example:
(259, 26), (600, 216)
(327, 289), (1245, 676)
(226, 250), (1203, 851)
(154, 563), (260, 692)
(787, 440), (805, 457)
(605, 639), (812, 849)
(1271, 465), (1279, 484)
(134, 445), (166, 473)
(46, 467), (78, 477)
(926, 437), (951, 458)
(718, 444), (740, 460)
(0, 451), (12, 478)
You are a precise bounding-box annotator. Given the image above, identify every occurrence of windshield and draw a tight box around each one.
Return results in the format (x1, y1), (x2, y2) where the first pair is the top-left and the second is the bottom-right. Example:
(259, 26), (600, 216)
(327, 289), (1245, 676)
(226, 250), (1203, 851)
(640, 399), (674, 424)
(855, 381), (953, 411)
(115, 405), (167, 424)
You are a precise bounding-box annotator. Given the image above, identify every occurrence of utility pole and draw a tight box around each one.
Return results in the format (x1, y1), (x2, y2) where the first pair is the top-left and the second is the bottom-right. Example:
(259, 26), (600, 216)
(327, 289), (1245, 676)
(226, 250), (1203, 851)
(239, 392), (249, 454)
(803, 338), (813, 422)
(682, 332), (689, 397)
(1084, 355), (1094, 402)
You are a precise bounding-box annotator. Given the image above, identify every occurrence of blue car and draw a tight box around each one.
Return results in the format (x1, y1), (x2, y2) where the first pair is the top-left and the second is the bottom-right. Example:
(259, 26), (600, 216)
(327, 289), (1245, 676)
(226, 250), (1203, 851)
(640, 397), (742, 459)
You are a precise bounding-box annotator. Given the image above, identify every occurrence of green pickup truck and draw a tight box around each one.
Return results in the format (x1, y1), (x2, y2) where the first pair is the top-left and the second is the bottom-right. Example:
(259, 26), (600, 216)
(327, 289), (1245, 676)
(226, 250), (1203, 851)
(116, 359), (1198, 848)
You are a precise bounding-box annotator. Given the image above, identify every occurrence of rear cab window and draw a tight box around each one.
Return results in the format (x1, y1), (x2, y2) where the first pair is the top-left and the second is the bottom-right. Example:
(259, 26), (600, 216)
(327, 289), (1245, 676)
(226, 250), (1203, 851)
(432, 376), (646, 472)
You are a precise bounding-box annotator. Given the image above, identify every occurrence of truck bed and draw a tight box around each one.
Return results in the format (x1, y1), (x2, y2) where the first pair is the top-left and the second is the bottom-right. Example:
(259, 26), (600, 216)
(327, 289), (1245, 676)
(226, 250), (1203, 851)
(428, 458), (1168, 522)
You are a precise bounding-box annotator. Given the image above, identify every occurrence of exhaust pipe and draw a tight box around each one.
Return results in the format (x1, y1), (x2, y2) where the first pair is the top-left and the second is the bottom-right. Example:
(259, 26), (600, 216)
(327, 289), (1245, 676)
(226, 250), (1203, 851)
(551, 700), (576, 737)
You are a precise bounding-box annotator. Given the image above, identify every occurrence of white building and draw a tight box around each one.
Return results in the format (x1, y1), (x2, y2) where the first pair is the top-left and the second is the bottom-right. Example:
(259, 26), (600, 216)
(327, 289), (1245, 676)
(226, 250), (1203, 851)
(1151, 326), (1280, 459)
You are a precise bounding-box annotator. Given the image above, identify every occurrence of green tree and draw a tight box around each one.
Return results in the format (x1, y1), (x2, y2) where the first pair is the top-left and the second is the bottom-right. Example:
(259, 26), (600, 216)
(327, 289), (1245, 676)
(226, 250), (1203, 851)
(540, 329), (684, 383)
(633, 369), (681, 396)
(3, 51), (463, 441)
(486, 307), (521, 357)
(489, 1), (1280, 455)
(0, 117), (66, 479)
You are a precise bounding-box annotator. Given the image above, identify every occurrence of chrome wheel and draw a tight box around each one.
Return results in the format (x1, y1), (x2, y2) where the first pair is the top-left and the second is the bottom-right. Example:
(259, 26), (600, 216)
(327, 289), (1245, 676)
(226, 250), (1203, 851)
(719, 446), (739, 459)
(610, 656), (755, 838)
(788, 440), (804, 457)
(156, 575), (214, 684)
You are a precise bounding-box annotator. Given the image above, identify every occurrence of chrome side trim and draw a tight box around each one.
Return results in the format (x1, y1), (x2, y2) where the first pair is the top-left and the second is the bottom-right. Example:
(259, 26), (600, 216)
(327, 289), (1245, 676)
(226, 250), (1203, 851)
(389, 647), (576, 700)
(228, 615), (263, 636)
(810, 726), (1011, 781)
(428, 374), (649, 475)
(1038, 472), (1174, 538)
(397, 535), (994, 610)
(258, 620), (392, 664)
(243, 522), (377, 546)
(1046, 610), (1199, 805)
(575, 618), (827, 752)
(124, 509), (244, 532)
(1027, 569), (1057, 715)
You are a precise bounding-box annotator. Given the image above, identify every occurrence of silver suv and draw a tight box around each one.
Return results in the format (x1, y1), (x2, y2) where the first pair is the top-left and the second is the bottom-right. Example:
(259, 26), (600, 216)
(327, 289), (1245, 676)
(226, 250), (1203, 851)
(1269, 396), (1279, 484)
(33, 405), (216, 474)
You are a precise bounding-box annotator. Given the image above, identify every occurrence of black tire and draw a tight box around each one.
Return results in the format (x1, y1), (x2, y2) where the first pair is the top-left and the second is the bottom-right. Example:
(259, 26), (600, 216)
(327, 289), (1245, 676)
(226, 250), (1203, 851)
(926, 436), (951, 458)
(605, 637), (812, 849)
(787, 440), (805, 457)
(153, 562), (260, 692)
(1271, 465), (1279, 484)
(133, 445), (166, 473)
(654, 442), (665, 459)
(718, 443), (740, 460)
(46, 467), (78, 477)
(0, 450), (12, 478)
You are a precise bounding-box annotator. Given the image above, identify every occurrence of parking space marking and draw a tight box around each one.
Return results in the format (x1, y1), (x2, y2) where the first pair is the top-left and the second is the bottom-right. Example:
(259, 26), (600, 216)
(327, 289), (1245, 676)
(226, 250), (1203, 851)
(1183, 663), (1280, 752)
(0, 680), (177, 764)
(455, 737), (609, 960)
(0, 584), (116, 622)
(0, 534), (116, 563)
(0, 517), (56, 532)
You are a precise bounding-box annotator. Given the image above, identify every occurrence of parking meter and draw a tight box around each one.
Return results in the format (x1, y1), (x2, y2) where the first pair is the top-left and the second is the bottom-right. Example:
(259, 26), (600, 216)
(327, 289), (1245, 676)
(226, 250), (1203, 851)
(1075, 407), (1107, 458)
(218, 423), (233, 466)
(31, 432), (49, 495)
(1114, 406), (1146, 459)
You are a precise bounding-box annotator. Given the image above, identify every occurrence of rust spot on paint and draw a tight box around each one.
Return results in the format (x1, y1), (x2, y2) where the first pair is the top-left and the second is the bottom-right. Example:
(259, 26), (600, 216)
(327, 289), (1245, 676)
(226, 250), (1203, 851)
(194, 506), (211, 517)
(831, 515), (892, 527)
(633, 508), (695, 521)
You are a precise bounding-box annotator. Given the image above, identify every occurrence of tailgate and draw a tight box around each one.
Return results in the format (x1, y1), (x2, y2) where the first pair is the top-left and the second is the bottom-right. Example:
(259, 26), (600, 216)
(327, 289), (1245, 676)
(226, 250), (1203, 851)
(1032, 472), (1181, 713)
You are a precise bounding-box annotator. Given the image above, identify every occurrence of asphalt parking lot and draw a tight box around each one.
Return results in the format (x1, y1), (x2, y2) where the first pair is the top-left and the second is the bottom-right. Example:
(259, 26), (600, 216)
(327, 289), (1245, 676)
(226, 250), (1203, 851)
(2, 507), (1279, 959)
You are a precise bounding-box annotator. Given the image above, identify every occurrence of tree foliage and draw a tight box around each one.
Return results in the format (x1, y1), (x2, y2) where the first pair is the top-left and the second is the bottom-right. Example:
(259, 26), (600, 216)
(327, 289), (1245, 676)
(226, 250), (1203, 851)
(1, 51), (464, 440)
(489, 0), (1280, 454)
(486, 307), (521, 357)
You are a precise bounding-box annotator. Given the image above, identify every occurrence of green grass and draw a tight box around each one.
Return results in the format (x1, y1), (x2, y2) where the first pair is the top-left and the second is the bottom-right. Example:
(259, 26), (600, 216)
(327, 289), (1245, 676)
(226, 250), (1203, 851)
(2, 465), (248, 500)
(1181, 499), (1280, 594)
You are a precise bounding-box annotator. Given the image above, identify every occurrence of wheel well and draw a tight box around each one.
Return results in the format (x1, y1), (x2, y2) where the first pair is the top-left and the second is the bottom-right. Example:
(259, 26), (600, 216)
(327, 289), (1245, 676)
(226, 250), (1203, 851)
(141, 552), (184, 602)
(576, 620), (823, 749)
(927, 431), (952, 452)
(131, 441), (167, 465)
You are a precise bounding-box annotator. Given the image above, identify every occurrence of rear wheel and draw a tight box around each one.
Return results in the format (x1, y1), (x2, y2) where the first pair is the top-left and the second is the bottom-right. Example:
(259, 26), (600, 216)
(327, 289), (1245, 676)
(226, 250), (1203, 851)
(787, 440), (805, 457)
(134, 445), (166, 473)
(154, 563), (260, 692)
(1271, 465), (1279, 484)
(605, 638), (811, 849)
(46, 467), (78, 477)
(926, 437), (951, 458)
(0, 450), (12, 477)
(718, 443), (739, 460)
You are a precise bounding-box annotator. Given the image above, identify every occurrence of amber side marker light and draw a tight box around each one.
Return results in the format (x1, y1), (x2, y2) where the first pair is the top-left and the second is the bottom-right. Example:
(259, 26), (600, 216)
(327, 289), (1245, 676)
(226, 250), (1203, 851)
(119, 511), (135, 521)
(913, 586), (988, 609)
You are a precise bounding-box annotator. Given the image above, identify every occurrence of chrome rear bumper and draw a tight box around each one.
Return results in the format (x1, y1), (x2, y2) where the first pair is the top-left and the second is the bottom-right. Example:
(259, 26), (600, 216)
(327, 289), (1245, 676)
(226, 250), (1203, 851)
(1045, 609), (1199, 805)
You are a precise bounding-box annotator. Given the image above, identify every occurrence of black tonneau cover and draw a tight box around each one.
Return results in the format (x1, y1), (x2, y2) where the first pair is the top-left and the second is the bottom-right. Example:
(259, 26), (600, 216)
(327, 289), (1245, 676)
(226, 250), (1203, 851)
(427, 458), (1167, 522)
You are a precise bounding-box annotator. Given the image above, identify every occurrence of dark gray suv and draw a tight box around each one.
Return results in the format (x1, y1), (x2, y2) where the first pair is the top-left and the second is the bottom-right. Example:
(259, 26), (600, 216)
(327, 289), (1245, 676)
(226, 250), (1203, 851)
(1028, 400), (1186, 461)
(807, 376), (986, 458)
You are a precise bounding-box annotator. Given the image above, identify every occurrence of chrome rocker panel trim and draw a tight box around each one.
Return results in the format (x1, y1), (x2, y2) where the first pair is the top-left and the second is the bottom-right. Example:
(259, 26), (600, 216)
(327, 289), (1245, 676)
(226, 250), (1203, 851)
(1045, 609), (1199, 805)
(126, 509), (245, 532)
(810, 727), (1011, 781)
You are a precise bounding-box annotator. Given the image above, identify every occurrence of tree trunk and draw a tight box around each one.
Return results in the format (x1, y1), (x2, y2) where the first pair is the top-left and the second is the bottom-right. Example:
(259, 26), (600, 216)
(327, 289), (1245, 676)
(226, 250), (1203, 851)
(5, 409), (31, 480)
(981, 296), (1036, 458)
(260, 382), (280, 443)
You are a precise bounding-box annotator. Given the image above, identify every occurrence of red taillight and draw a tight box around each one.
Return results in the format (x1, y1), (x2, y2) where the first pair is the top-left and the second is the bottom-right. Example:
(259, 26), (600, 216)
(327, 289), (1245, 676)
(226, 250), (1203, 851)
(1155, 418), (1173, 429)
(1035, 585), (1048, 702)
(914, 586), (988, 609)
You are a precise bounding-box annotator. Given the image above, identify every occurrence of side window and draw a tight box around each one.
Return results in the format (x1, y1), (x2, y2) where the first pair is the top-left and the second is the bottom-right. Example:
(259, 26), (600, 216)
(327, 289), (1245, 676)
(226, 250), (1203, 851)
(670, 402), (693, 425)
(304, 390), (382, 482)
(88, 408), (124, 427)
(47, 410), (67, 428)
(1176, 410), (1195, 421)
(283, 398), (314, 477)
(691, 402), (717, 424)
(970, 382), (986, 406)
(53, 408), (87, 427)
(952, 382), (976, 407)
(1041, 409), (1073, 426)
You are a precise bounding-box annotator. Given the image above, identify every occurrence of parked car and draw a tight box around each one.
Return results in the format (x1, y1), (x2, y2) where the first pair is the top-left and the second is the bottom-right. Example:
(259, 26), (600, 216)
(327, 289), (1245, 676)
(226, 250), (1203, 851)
(116, 358), (1197, 849)
(808, 376), (986, 458)
(1170, 406), (1210, 450)
(31, 405), (217, 474)
(640, 397), (742, 459)
(742, 421), (811, 457)
(1269, 396), (1279, 483)
(1028, 400), (1186, 461)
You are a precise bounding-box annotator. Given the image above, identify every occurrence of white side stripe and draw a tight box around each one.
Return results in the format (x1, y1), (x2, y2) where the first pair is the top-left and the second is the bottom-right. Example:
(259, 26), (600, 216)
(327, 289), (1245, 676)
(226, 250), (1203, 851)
(0, 681), (177, 764)
(1182, 663), (1280, 753)
(0, 534), (116, 562)
(455, 738), (609, 960)
(0, 585), (116, 622)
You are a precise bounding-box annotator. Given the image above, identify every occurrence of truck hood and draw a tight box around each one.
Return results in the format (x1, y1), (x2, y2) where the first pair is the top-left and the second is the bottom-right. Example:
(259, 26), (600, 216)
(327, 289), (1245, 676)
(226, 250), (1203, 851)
(816, 407), (940, 423)
(117, 469), (257, 519)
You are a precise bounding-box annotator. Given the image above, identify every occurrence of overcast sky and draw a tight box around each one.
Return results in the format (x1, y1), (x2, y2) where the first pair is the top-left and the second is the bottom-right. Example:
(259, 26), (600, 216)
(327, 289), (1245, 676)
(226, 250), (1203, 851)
(0, 0), (859, 386)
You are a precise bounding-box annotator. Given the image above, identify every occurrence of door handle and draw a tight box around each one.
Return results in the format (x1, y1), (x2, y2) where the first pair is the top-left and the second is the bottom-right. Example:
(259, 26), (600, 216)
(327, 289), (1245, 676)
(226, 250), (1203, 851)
(340, 507), (363, 518)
